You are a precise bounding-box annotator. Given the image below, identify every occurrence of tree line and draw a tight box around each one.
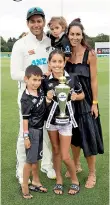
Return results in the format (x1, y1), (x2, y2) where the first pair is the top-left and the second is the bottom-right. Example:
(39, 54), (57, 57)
(0, 33), (109, 52)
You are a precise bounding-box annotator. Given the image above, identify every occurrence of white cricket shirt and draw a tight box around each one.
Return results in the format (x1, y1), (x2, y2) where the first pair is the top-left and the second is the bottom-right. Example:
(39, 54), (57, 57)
(10, 31), (51, 91)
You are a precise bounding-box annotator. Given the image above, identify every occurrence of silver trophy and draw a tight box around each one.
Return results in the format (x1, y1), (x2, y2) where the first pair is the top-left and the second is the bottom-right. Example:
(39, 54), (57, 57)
(55, 76), (70, 125)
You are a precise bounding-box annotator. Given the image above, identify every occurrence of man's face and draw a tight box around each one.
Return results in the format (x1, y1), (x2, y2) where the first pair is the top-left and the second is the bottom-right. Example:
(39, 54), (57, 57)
(27, 15), (45, 37)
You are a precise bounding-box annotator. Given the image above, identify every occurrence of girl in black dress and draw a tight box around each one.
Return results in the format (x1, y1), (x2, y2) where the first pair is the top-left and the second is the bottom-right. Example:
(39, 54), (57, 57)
(65, 18), (104, 188)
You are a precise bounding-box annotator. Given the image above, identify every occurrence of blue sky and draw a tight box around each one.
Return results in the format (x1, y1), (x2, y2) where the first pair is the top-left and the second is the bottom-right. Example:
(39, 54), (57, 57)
(0, 0), (109, 40)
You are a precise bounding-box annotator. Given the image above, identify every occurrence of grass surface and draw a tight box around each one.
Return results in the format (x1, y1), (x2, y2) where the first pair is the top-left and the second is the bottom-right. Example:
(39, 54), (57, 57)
(1, 57), (109, 205)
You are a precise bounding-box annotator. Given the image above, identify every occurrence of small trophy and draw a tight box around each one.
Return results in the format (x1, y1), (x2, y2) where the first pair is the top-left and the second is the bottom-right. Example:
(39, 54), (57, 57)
(55, 76), (70, 125)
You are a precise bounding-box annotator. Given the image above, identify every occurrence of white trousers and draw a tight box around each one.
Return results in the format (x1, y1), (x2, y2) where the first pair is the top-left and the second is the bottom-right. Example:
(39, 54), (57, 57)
(16, 90), (53, 180)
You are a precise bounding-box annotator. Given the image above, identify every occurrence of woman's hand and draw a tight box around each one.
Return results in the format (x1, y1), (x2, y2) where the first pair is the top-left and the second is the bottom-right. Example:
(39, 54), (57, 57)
(91, 104), (98, 118)
(24, 138), (31, 149)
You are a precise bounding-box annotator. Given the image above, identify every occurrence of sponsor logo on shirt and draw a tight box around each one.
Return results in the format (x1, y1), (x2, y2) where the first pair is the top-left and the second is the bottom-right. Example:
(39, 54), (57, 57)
(46, 46), (51, 52)
(32, 58), (47, 66)
(36, 96), (44, 107)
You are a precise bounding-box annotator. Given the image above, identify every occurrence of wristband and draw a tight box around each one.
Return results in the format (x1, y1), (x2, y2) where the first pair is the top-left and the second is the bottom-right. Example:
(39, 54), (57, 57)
(23, 132), (29, 138)
(24, 137), (29, 140)
(93, 100), (98, 105)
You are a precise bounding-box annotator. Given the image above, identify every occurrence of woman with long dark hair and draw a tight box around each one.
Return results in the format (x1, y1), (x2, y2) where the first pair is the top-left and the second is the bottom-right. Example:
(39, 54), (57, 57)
(65, 18), (104, 188)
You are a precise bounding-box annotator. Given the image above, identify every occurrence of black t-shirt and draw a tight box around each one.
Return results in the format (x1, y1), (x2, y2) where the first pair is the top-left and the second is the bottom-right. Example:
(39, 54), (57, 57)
(47, 32), (72, 57)
(43, 71), (82, 125)
(21, 88), (46, 129)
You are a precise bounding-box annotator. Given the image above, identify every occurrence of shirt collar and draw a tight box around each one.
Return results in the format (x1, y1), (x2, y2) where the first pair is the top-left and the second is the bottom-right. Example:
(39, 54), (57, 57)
(55, 32), (65, 42)
(25, 87), (42, 96)
(26, 89), (30, 95)
(28, 31), (47, 42)
(49, 70), (69, 79)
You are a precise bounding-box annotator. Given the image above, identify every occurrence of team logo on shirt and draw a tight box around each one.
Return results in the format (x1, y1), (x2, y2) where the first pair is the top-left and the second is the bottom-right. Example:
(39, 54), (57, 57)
(65, 46), (71, 53)
(48, 83), (53, 88)
(28, 49), (35, 55)
(32, 98), (37, 104)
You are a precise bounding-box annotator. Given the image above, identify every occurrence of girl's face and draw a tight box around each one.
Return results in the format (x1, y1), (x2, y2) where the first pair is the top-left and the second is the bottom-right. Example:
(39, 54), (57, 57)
(48, 53), (65, 75)
(68, 26), (83, 47)
(50, 22), (63, 38)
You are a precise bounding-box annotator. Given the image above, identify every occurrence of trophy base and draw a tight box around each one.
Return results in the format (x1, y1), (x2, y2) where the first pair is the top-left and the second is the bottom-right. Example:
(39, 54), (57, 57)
(55, 116), (69, 125)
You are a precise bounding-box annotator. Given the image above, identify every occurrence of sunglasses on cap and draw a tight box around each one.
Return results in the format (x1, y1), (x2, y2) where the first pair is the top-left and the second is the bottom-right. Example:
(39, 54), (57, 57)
(27, 7), (45, 20)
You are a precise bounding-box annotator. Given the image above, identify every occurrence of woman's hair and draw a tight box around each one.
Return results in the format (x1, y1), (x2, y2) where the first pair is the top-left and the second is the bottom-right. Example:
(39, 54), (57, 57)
(48, 49), (65, 62)
(48, 17), (68, 32)
(67, 18), (91, 50)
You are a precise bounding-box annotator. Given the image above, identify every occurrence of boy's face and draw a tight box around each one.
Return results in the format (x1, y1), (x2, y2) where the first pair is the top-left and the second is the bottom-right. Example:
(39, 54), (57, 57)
(48, 54), (65, 75)
(25, 74), (42, 91)
(50, 22), (63, 38)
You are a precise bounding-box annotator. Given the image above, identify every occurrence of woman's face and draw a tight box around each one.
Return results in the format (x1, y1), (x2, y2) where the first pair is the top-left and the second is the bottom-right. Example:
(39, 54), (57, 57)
(68, 26), (83, 47)
(48, 53), (65, 75)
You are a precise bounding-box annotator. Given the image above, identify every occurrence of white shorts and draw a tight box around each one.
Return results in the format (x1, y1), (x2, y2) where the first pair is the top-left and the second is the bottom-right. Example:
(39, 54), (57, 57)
(46, 123), (72, 136)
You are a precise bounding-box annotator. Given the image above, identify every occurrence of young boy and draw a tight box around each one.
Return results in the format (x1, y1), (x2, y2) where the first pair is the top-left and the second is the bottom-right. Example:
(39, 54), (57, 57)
(47, 17), (72, 57)
(21, 65), (47, 199)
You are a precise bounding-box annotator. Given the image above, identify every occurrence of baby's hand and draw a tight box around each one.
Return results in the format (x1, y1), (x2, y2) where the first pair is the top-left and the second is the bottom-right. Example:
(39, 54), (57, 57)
(71, 92), (77, 101)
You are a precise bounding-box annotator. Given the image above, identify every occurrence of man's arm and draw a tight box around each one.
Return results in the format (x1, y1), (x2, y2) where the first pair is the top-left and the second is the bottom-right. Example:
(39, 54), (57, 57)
(10, 41), (25, 81)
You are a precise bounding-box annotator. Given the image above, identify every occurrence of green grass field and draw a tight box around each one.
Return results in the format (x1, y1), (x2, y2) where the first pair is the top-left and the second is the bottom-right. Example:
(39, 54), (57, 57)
(1, 57), (109, 205)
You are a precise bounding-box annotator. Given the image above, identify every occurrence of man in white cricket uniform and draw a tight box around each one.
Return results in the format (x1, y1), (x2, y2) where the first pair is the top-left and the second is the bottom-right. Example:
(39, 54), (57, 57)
(10, 7), (56, 184)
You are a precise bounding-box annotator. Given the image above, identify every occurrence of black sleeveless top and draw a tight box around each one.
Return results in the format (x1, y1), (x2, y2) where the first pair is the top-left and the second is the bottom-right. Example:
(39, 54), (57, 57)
(65, 49), (93, 114)
(65, 49), (104, 156)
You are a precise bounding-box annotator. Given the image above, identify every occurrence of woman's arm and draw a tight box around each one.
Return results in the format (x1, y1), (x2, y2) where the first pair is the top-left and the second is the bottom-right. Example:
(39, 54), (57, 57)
(88, 51), (98, 102)
(88, 51), (98, 118)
